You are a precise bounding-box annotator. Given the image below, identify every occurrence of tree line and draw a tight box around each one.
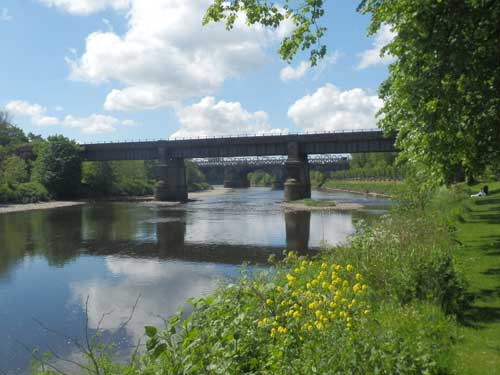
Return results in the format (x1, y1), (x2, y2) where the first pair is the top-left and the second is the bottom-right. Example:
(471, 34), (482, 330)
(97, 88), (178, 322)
(0, 112), (210, 204)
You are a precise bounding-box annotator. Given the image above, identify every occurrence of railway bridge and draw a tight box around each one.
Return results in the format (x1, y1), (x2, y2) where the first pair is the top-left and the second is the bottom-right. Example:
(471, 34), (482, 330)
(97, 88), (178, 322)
(82, 130), (396, 201)
(194, 155), (350, 189)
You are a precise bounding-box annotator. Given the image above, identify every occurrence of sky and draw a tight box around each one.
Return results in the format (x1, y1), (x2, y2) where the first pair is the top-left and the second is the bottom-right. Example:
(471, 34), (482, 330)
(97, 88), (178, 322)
(0, 0), (395, 143)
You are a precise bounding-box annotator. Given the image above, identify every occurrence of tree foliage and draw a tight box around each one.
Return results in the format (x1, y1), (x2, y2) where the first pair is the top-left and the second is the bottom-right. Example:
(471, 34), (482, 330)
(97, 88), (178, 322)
(205, 0), (500, 185)
(0, 155), (29, 185)
(203, 0), (327, 65)
(360, 0), (500, 184)
(34, 135), (83, 199)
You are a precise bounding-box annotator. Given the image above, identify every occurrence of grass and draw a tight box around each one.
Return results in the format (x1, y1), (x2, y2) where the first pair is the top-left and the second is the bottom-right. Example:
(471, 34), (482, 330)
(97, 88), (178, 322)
(296, 198), (336, 207)
(322, 179), (402, 196)
(451, 181), (500, 374)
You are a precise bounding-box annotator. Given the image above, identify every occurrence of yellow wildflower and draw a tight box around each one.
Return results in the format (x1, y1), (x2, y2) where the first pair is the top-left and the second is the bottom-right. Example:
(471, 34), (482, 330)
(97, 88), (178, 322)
(266, 299), (273, 305)
(346, 264), (353, 272)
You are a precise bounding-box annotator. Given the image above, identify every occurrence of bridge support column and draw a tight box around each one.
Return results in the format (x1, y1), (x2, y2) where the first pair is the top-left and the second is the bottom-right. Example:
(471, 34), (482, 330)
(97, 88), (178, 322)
(223, 168), (250, 188)
(284, 142), (311, 201)
(271, 168), (286, 190)
(155, 157), (188, 201)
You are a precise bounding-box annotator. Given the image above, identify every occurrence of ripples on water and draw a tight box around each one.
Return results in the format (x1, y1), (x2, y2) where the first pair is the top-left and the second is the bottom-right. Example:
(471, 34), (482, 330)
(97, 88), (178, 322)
(0, 187), (390, 374)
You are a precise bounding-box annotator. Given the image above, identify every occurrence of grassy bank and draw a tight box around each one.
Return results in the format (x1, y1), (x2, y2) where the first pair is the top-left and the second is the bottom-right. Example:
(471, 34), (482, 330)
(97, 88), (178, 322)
(322, 179), (401, 196)
(451, 182), (500, 374)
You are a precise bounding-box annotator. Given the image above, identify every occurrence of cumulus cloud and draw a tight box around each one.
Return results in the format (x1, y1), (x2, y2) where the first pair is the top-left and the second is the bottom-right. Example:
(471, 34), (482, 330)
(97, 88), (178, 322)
(170, 97), (287, 139)
(58, 0), (282, 112)
(280, 52), (341, 82)
(63, 114), (122, 134)
(37, 0), (130, 15)
(357, 24), (396, 69)
(287, 84), (382, 132)
(1, 8), (12, 21)
(280, 61), (310, 81)
(5, 99), (138, 134)
(5, 100), (60, 126)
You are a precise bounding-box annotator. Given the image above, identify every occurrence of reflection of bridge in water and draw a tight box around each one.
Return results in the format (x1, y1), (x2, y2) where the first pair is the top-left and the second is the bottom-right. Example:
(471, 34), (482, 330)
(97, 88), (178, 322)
(193, 156), (350, 189)
(82, 211), (314, 266)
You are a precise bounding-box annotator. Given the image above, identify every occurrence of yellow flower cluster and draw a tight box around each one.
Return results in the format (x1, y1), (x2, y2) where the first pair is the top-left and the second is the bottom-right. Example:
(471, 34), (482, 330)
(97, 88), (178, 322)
(257, 254), (369, 339)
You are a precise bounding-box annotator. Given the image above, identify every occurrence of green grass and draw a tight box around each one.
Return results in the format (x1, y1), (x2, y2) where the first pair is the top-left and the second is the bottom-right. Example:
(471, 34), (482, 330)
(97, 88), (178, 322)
(296, 198), (336, 207)
(452, 181), (500, 374)
(322, 179), (402, 197)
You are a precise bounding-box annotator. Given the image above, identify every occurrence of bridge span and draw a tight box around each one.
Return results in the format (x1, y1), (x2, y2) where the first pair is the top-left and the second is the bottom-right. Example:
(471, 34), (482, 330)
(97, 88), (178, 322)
(193, 155), (351, 189)
(82, 130), (396, 201)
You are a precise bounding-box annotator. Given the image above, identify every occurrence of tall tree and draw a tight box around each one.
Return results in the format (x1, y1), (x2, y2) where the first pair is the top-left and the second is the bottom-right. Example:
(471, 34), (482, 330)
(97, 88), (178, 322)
(205, 0), (500, 184)
(34, 135), (83, 199)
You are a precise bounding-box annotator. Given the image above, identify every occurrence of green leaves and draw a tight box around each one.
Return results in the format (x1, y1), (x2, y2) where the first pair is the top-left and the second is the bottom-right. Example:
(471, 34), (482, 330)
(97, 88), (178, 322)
(362, 0), (500, 184)
(203, 0), (327, 65)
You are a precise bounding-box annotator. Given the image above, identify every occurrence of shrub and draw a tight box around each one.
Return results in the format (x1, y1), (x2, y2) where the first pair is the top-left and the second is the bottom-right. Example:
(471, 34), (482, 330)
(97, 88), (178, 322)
(15, 182), (49, 203)
(330, 208), (468, 316)
(138, 255), (456, 375)
(0, 182), (17, 203)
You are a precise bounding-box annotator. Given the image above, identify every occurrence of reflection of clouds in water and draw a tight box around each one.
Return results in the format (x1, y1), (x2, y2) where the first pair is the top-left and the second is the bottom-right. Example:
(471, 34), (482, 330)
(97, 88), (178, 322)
(70, 256), (220, 344)
(309, 212), (355, 247)
(185, 211), (285, 246)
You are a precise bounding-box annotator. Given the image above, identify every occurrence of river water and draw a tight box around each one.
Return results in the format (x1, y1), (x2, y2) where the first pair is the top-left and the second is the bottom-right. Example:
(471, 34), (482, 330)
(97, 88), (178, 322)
(0, 188), (390, 374)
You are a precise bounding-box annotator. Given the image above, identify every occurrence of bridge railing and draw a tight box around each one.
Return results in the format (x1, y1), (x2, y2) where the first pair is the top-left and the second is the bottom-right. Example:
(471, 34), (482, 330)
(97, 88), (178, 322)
(81, 128), (382, 145)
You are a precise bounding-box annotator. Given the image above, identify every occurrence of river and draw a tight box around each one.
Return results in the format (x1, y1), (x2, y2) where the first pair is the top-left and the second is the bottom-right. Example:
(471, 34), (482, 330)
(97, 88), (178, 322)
(0, 187), (390, 374)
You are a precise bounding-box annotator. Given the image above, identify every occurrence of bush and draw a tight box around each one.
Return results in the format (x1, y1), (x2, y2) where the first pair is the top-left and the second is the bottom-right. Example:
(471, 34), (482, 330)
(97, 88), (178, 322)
(330, 207), (468, 316)
(136, 256), (456, 375)
(0, 182), (49, 203)
(0, 182), (17, 203)
(15, 182), (49, 203)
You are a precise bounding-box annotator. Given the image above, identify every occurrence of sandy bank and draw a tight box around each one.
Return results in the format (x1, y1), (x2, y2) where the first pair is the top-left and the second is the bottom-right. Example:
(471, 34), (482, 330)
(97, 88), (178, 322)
(280, 202), (364, 212)
(140, 186), (232, 208)
(319, 187), (392, 199)
(0, 201), (86, 214)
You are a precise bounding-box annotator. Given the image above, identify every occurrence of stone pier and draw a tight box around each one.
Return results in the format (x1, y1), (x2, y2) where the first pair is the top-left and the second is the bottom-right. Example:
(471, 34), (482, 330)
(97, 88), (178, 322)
(271, 168), (286, 190)
(223, 167), (250, 188)
(155, 155), (188, 201)
(284, 142), (311, 201)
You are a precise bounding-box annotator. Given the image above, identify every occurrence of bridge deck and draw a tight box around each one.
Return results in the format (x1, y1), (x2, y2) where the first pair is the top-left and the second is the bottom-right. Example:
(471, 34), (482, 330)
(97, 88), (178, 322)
(82, 130), (396, 161)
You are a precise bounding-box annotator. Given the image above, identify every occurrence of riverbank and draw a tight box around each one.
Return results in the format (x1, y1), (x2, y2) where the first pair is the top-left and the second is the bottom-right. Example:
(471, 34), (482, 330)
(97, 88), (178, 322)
(321, 179), (401, 197)
(452, 181), (500, 374)
(281, 199), (363, 212)
(0, 200), (86, 214)
(0, 186), (231, 214)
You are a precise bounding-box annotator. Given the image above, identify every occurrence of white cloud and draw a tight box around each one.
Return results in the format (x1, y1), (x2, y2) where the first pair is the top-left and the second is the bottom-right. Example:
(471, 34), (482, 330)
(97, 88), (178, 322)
(280, 51), (341, 82)
(287, 84), (382, 132)
(63, 114), (137, 134)
(37, 0), (130, 15)
(280, 61), (310, 81)
(5, 100), (60, 126)
(5, 99), (138, 134)
(1, 8), (12, 21)
(61, 0), (281, 111)
(170, 96), (287, 139)
(357, 24), (396, 69)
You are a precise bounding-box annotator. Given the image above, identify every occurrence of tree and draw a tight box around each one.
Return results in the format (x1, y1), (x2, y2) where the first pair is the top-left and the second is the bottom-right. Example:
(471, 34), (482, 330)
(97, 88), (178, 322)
(0, 155), (28, 185)
(205, 0), (500, 185)
(0, 111), (28, 147)
(34, 135), (83, 199)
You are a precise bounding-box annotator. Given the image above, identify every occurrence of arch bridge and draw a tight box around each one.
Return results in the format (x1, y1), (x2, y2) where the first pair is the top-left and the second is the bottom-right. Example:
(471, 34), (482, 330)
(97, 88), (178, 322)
(82, 130), (396, 201)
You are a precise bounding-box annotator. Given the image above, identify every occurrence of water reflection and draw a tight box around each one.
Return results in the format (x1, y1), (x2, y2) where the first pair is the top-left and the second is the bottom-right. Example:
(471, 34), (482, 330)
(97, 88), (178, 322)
(0, 188), (389, 374)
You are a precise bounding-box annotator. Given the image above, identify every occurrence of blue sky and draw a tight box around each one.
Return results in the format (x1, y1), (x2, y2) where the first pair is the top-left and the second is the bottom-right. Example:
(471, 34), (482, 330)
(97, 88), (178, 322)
(0, 0), (394, 143)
